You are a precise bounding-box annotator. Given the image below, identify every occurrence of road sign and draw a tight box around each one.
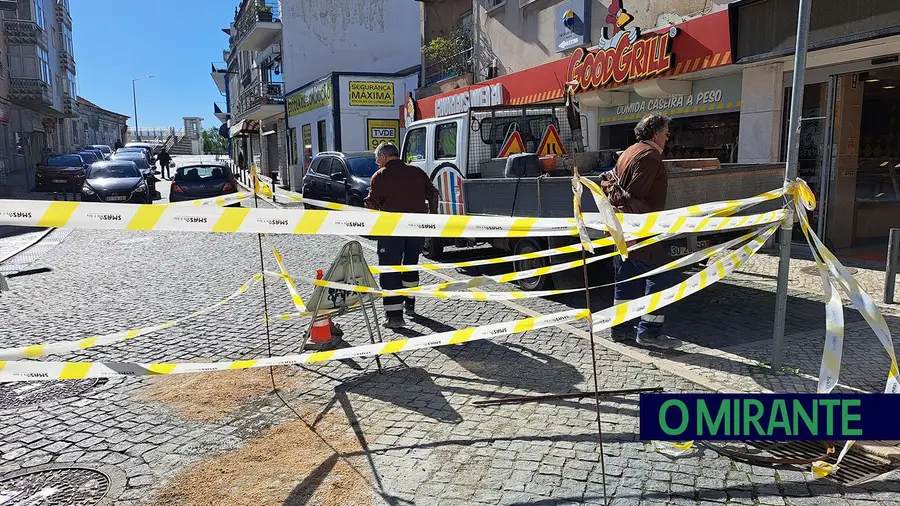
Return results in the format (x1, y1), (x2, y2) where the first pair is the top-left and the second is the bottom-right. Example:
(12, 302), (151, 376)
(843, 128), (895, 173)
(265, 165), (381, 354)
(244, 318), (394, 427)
(537, 124), (567, 156)
(497, 130), (526, 158)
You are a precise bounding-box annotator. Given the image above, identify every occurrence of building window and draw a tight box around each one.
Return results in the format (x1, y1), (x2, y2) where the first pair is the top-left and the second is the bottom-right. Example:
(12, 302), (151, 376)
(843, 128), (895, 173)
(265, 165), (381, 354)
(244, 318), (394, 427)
(64, 26), (73, 54)
(486, 0), (505, 9)
(34, 0), (45, 30)
(38, 47), (50, 84)
(316, 120), (327, 152)
(67, 70), (76, 96)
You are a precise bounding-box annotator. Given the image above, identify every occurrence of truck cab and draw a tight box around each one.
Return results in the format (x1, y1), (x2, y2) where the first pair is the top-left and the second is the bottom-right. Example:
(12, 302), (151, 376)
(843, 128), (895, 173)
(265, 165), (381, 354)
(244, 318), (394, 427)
(401, 114), (469, 215)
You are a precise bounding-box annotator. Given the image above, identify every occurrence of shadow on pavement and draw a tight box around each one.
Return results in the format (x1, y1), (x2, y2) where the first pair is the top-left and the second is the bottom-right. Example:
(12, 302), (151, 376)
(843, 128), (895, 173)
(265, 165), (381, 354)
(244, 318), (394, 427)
(338, 367), (463, 424)
(0, 226), (44, 240)
(281, 453), (339, 506)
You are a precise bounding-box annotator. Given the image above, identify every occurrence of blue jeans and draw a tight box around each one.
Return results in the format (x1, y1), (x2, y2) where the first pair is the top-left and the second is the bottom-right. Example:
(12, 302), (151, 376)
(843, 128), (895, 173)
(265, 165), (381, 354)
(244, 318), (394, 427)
(377, 237), (424, 318)
(612, 256), (676, 339)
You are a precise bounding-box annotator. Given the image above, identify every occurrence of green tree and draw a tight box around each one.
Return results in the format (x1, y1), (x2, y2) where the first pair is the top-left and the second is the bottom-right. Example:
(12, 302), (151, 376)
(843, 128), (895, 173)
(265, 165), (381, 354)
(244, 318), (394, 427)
(202, 126), (229, 155)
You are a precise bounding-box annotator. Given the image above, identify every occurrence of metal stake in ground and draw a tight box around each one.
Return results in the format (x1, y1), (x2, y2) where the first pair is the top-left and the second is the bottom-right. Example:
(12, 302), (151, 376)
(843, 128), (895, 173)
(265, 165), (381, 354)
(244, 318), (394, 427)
(580, 242), (609, 505)
(772, 0), (812, 370)
(473, 386), (663, 406)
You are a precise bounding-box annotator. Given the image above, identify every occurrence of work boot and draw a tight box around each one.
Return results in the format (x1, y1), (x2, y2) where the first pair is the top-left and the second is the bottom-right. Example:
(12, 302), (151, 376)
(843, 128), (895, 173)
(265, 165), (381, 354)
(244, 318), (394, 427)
(636, 334), (682, 349)
(610, 325), (634, 343)
(384, 316), (405, 329)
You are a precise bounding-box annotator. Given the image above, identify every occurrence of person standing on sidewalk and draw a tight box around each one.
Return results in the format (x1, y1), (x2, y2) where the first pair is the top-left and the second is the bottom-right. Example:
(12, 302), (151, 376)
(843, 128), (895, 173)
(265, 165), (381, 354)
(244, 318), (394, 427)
(600, 114), (682, 349)
(365, 142), (440, 329)
(157, 148), (172, 180)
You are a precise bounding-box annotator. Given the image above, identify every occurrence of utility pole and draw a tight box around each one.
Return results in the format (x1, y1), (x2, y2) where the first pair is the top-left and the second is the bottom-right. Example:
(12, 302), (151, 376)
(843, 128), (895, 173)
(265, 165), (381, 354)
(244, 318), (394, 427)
(132, 75), (153, 142)
(772, 0), (813, 370)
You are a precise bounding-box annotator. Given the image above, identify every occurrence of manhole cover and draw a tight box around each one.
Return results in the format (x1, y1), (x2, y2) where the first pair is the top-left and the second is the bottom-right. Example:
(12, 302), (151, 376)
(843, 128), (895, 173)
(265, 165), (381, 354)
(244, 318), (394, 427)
(0, 467), (109, 505)
(0, 379), (101, 410)
(799, 265), (858, 277)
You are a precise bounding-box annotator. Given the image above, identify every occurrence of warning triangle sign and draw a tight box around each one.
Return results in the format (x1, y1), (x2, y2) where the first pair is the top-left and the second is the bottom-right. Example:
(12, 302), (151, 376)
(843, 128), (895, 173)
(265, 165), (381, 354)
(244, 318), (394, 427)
(537, 124), (566, 156)
(497, 130), (526, 158)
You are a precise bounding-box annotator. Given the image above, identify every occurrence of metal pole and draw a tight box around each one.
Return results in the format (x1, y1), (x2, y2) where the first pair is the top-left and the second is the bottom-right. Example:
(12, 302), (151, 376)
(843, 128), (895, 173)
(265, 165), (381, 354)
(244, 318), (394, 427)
(132, 80), (139, 142)
(772, 0), (813, 371)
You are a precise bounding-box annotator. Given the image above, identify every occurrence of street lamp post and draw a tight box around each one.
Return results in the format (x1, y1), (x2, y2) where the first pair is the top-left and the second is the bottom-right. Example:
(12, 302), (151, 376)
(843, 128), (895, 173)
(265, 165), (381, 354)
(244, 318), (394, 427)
(132, 75), (153, 142)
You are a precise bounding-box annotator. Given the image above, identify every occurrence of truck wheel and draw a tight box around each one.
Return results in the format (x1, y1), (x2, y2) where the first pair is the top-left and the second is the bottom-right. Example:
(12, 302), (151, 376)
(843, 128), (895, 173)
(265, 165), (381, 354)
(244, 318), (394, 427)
(423, 238), (443, 261)
(514, 238), (551, 291)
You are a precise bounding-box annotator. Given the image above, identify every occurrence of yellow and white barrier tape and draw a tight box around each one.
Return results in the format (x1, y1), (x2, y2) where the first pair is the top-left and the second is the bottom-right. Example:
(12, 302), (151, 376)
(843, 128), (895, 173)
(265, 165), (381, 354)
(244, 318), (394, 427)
(0, 273), (264, 360)
(169, 192), (253, 207)
(572, 169), (597, 254)
(786, 179), (900, 478)
(264, 235), (308, 313)
(577, 173), (628, 257)
(277, 189), (378, 213)
(251, 164), (273, 199)
(0, 309), (591, 381)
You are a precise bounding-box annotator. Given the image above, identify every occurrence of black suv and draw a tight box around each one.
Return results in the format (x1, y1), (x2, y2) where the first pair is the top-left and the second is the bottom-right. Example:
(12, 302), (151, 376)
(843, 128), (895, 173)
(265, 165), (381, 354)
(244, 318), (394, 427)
(301, 151), (378, 207)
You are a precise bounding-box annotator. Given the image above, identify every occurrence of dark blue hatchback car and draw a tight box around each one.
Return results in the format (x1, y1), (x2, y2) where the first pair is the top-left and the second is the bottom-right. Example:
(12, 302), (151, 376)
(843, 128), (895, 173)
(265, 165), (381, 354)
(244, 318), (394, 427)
(301, 151), (377, 207)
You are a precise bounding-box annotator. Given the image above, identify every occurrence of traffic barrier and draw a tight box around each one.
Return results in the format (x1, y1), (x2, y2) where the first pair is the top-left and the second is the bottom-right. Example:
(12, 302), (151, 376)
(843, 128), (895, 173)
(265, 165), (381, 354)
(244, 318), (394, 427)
(0, 273), (264, 360)
(0, 222), (773, 382)
(266, 235), (308, 313)
(0, 199), (788, 240)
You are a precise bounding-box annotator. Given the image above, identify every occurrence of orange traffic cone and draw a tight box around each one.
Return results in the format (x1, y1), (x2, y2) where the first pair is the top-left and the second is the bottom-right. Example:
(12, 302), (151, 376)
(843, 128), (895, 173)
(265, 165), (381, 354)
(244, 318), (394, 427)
(305, 269), (343, 350)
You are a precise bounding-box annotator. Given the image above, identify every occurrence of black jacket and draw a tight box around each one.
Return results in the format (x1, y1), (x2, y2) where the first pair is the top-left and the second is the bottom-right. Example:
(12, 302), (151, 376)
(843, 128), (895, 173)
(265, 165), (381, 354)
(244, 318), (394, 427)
(157, 151), (171, 165)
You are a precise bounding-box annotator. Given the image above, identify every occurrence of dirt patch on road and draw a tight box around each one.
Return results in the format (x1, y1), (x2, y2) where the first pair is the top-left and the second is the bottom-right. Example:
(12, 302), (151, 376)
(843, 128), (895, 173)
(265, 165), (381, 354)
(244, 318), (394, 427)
(152, 414), (372, 506)
(133, 366), (302, 422)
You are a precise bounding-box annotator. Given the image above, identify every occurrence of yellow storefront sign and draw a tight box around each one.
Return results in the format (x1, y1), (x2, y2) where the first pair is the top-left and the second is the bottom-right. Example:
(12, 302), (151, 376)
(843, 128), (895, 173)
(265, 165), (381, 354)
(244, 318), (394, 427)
(288, 80), (332, 116)
(350, 81), (395, 107)
(366, 119), (400, 150)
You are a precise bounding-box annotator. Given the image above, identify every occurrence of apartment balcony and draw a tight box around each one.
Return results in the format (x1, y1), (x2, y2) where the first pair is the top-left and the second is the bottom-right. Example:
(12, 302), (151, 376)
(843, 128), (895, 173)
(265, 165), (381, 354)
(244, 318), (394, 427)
(61, 94), (77, 118)
(210, 62), (228, 95)
(56, 0), (72, 27)
(214, 102), (228, 122)
(234, 80), (283, 121)
(10, 78), (54, 112)
(4, 20), (48, 49)
(58, 49), (76, 73)
(233, 1), (281, 52)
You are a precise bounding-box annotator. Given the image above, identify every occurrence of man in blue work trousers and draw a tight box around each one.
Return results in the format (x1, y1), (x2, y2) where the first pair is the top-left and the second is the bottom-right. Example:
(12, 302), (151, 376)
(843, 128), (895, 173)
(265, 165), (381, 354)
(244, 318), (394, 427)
(365, 142), (440, 329)
(600, 114), (682, 350)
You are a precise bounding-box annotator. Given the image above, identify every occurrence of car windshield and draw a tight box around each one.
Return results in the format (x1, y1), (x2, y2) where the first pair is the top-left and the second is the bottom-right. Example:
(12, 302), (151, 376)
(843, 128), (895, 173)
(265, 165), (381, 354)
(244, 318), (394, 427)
(89, 164), (140, 178)
(118, 149), (144, 155)
(92, 146), (111, 153)
(176, 166), (229, 181)
(347, 157), (379, 177)
(47, 155), (84, 167)
(78, 153), (100, 163)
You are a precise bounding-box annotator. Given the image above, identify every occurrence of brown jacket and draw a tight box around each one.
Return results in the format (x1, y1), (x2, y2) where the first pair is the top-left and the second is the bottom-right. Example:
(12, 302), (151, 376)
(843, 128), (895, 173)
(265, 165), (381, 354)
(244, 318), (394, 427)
(364, 159), (440, 214)
(600, 141), (668, 262)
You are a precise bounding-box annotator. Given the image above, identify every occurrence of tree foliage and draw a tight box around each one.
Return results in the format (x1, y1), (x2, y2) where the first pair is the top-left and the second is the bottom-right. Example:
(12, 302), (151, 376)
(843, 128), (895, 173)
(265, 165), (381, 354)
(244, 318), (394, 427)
(202, 127), (228, 155)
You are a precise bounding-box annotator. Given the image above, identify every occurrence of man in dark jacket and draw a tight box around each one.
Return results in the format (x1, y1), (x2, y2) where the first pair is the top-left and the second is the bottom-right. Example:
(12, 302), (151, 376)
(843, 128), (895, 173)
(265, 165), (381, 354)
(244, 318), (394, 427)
(365, 142), (440, 328)
(600, 114), (681, 349)
(157, 148), (172, 179)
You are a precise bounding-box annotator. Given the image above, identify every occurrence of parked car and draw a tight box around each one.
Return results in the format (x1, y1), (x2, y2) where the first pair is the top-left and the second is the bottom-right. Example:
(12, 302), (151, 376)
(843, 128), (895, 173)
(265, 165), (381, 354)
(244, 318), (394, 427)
(85, 147), (105, 160)
(34, 153), (88, 191)
(115, 147), (152, 166)
(111, 151), (158, 199)
(90, 145), (113, 160)
(124, 142), (157, 162)
(77, 150), (102, 166)
(169, 164), (238, 204)
(301, 151), (377, 207)
(80, 160), (151, 204)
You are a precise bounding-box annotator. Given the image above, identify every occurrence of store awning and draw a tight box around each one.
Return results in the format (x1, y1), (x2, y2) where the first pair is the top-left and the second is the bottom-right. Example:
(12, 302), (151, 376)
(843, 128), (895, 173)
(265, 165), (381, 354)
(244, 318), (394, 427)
(229, 119), (258, 138)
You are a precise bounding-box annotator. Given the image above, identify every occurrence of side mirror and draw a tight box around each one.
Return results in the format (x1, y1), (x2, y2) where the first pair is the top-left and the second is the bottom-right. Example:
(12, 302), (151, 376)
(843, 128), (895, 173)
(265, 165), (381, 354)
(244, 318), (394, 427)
(330, 172), (345, 182)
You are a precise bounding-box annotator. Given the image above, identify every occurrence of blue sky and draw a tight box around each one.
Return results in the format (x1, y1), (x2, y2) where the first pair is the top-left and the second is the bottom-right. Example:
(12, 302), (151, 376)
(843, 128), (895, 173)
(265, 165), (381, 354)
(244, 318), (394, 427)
(71, 0), (234, 131)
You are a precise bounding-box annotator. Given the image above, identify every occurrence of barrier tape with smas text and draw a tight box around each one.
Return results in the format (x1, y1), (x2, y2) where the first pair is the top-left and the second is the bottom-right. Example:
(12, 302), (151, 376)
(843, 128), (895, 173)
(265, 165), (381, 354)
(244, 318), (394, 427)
(0, 223), (773, 382)
(0, 199), (787, 239)
(369, 188), (788, 274)
(299, 227), (771, 300)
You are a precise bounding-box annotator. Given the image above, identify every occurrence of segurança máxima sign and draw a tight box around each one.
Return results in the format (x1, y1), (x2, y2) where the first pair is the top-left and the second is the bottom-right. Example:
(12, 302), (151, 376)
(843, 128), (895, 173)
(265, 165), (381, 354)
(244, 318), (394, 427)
(349, 81), (395, 107)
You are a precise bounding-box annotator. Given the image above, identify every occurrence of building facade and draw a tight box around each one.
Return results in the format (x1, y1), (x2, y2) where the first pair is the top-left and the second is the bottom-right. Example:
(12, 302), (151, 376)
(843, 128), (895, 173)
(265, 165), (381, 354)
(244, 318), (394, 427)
(75, 97), (129, 148)
(1, 0), (79, 182)
(280, 0), (420, 190)
(214, 0), (285, 186)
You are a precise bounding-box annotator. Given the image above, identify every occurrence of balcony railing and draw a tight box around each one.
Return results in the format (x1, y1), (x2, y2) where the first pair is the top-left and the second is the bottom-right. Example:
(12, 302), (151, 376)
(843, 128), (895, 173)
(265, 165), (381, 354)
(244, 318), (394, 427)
(235, 80), (284, 119)
(233, 0), (281, 51)
(58, 49), (76, 72)
(9, 78), (52, 105)
(423, 46), (474, 87)
(4, 20), (48, 48)
(56, 0), (72, 27)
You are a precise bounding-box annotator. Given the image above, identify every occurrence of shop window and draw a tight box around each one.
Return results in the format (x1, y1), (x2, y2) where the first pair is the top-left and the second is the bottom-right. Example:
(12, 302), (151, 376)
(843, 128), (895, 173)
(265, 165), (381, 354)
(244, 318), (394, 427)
(316, 120), (327, 152)
(435, 123), (457, 159)
(403, 127), (426, 162)
(289, 128), (298, 165)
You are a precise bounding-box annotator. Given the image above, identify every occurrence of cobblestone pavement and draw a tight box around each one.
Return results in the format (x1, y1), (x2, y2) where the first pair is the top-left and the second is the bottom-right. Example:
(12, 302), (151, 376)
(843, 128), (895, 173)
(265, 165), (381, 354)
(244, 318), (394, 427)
(0, 183), (899, 505)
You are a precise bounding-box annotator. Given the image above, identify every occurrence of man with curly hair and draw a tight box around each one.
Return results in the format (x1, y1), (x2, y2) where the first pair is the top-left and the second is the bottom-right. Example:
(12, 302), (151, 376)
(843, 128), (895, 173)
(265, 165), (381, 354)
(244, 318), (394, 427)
(600, 114), (682, 349)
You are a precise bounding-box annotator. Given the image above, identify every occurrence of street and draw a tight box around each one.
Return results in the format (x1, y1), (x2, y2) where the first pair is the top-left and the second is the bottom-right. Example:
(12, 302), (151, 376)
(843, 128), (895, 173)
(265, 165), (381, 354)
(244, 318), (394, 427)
(1, 157), (899, 505)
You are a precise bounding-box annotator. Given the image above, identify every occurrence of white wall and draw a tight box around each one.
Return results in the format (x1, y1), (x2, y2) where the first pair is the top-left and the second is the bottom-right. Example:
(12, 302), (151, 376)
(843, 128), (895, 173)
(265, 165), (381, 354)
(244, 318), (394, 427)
(281, 0), (420, 93)
(336, 73), (418, 152)
(737, 63), (784, 164)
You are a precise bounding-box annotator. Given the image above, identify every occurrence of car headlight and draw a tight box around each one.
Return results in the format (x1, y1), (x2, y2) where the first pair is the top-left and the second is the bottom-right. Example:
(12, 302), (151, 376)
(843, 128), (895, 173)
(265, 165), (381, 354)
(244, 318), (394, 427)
(82, 185), (95, 195)
(133, 184), (147, 193)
